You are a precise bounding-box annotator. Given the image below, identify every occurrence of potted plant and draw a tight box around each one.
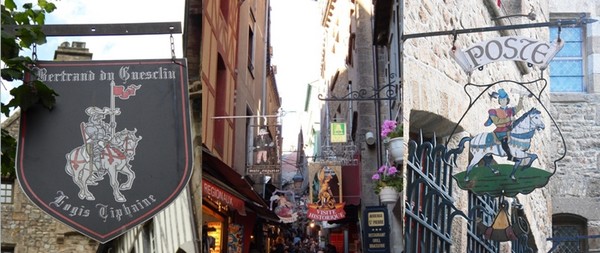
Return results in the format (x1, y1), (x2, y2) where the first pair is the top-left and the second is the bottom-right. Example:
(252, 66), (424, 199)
(381, 119), (404, 162)
(371, 164), (403, 204)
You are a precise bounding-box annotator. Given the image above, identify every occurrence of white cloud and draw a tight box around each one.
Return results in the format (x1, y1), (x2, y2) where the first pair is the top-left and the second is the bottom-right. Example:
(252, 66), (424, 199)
(3, 0), (185, 121)
(43, 0), (185, 61)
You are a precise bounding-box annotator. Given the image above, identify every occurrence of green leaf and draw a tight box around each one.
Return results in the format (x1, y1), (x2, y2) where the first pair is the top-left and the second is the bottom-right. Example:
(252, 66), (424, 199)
(1, 129), (17, 178)
(1, 36), (20, 60)
(1, 68), (24, 81)
(8, 83), (38, 110)
(38, 0), (56, 13)
(13, 12), (29, 24)
(1, 102), (11, 117)
(5, 0), (17, 11)
(33, 80), (58, 109)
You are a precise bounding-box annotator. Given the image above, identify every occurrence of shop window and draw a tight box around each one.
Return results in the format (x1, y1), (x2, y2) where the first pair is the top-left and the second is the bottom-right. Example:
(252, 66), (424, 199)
(552, 214), (587, 253)
(549, 25), (584, 92)
(1, 179), (13, 204)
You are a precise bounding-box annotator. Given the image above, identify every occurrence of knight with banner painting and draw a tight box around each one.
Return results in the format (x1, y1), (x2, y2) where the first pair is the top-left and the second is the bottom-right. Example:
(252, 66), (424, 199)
(65, 81), (143, 203)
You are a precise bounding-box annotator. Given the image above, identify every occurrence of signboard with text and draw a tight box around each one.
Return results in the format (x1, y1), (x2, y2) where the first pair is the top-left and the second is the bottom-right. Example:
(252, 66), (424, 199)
(330, 122), (347, 143)
(451, 35), (563, 74)
(363, 206), (390, 253)
(16, 59), (193, 243)
(307, 163), (346, 221)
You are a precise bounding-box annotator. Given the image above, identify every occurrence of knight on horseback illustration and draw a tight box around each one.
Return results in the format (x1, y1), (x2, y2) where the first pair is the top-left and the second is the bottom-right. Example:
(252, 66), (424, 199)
(83, 106), (120, 182)
(485, 88), (523, 161)
(457, 88), (544, 182)
(65, 81), (143, 203)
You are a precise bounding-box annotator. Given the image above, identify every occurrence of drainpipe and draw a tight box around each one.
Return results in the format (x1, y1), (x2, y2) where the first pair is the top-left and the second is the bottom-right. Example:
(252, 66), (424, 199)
(371, 20), (382, 169)
(261, 0), (270, 197)
(398, 0), (404, 125)
(261, 0), (270, 123)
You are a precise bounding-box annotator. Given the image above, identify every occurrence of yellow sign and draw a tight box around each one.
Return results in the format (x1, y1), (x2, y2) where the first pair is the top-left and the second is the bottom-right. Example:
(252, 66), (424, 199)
(330, 122), (347, 143)
(367, 211), (385, 227)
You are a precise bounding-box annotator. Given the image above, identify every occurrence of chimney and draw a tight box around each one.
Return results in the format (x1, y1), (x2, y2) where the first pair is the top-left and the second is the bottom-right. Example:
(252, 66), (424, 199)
(53, 41), (93, 61)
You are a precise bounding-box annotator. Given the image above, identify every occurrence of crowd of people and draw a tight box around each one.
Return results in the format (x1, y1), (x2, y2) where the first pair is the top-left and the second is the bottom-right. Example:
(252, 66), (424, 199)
(270, 234), (338, 253)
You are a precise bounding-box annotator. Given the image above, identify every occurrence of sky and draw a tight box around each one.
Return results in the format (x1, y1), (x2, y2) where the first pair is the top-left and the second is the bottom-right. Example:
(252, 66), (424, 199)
(2, 0), (323, 151)
(270, 0), (323, 152)
(1, 0), (185, 121)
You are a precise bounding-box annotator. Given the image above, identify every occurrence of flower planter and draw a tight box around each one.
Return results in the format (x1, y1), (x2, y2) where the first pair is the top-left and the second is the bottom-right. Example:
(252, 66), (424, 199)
(387, 137), (404, 162)
(379, 186), (399, 204)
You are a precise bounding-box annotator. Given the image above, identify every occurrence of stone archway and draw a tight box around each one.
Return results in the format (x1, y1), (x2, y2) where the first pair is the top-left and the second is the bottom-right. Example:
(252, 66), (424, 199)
(409, 110), (464, 139)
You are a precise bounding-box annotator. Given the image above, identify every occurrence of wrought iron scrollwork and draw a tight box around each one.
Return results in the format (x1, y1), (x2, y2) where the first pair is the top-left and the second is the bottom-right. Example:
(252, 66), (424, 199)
(318, 73), (399, 101)
(318, 142), (359, 165)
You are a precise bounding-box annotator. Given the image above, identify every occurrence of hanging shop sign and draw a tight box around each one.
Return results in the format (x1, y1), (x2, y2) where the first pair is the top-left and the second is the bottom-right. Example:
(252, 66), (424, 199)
(446, 34), (567, 243)
(451, 35), (563, 74)
(362, 206), (390, 253)
(269, 190), (299, 223)
(248, 125), (280, 175)
(307, 164), (346, 221)
(330, 122), (347, 143)
(16, 59), (193, 243)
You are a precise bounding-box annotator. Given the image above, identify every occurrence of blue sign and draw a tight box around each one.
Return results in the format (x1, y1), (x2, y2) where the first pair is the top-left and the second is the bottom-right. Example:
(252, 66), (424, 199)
(363, 206), (390, 253)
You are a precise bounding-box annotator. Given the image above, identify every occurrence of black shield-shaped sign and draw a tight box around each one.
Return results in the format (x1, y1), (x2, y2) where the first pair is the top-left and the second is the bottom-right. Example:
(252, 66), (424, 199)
(16, 59), (193, 243)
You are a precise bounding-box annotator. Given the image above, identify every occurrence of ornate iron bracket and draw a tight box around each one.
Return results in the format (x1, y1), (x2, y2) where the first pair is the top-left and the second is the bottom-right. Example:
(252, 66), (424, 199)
(318, 72), (399, 102)
(318, 82), (398, 101)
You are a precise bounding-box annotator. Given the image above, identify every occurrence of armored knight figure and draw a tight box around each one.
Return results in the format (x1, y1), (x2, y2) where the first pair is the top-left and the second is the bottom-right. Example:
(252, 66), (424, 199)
(83, 107), (120, 171)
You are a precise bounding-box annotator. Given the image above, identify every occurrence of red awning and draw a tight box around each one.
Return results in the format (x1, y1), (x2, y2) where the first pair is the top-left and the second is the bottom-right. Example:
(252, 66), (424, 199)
(202, 148), (279, 222)
(342, 163), (361, 205)
(202, 180), (246, 215)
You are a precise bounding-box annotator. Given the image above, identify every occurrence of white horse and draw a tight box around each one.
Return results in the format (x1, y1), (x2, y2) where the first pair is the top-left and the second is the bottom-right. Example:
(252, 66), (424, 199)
(65, 128), (142, 202)
(460, 108), (545, 181)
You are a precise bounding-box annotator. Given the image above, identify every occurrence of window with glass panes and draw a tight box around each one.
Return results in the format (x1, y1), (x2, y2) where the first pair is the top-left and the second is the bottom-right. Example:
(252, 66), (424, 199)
(552, 214), (587, 253)
(1, 180), (13, 203)
(549, 26), (584, 92)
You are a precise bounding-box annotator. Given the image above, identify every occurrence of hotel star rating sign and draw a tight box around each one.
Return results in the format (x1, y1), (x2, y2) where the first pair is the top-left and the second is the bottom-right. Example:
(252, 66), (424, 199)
(16, 59), (193, 243)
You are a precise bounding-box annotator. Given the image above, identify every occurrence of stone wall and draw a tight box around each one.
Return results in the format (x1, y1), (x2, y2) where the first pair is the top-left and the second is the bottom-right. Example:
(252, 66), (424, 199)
(1, 112), (98, 252)
(402, 0), (553, 251)
(548, 0), (600, 251)
(550, 93), (600, 251)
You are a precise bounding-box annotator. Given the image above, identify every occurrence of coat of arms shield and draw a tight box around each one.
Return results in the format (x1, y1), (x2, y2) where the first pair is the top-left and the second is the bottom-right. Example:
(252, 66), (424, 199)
(16, 59), (193, 243)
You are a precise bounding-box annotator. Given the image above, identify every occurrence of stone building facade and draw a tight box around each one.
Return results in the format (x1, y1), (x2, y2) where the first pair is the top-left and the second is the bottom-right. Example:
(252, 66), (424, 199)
(548, 1), (600, 252)
(400, 1), (553, 251)
(316, 0), (560, 252)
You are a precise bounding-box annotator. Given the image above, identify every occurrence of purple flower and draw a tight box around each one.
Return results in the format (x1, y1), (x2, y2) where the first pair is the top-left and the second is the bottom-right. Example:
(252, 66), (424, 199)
(380, 120), (396, 137)
(381, 120), (401, 138)
(372, 174), (381, 180)
(386, 166), (398, 175)
(378, 165), (387, 173)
